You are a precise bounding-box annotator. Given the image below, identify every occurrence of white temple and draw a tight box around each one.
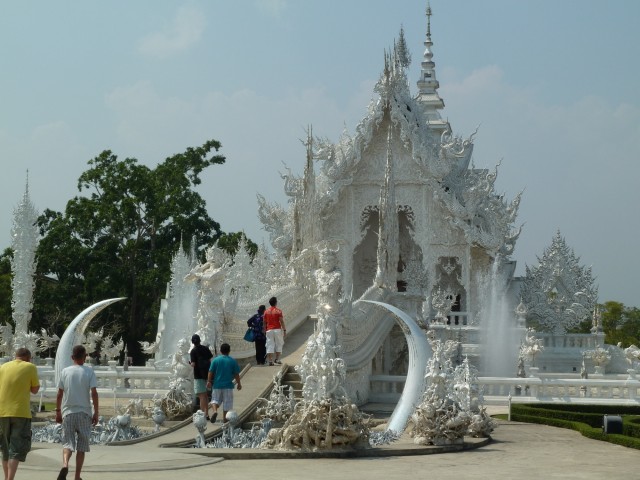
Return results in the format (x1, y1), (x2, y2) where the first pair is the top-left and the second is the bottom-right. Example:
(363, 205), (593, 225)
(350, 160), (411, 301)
(153, 4), (628, 406)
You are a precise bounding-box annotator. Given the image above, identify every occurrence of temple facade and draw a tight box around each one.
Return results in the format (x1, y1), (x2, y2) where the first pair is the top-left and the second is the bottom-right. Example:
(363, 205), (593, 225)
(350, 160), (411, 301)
(154, 5), (624, 405)
(254, 6), (522, 393)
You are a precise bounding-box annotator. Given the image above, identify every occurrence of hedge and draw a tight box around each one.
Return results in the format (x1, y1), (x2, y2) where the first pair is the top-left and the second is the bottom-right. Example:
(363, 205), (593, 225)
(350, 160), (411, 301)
(510, 404), (640, 450)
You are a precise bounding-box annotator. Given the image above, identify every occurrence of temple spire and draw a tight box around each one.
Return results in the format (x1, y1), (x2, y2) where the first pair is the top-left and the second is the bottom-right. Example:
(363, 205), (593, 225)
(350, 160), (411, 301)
(416, 2), (447, 131)
(375, 128), (399, 290)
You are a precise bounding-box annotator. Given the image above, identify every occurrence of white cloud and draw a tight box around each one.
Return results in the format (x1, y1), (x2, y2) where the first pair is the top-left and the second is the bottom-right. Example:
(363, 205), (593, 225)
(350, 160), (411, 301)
(137, 6), (206, 59)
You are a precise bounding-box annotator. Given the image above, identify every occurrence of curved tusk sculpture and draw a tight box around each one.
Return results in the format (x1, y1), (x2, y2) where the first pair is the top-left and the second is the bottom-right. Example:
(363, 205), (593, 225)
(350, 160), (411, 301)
(54, 297), (126, 385)
(359, 300), (431, 433)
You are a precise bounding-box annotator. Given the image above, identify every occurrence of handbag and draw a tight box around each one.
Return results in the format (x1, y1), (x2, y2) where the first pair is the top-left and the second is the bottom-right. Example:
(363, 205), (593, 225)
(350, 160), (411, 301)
(243, 327), (255, 342)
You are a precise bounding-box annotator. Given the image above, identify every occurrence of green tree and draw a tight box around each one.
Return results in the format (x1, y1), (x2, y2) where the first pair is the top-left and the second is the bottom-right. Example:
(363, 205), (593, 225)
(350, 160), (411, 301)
(34, 140), (225, 362)
(601, 301), (640, 347)
(0, 248), (13, 324)
(216, 232), (258, 258)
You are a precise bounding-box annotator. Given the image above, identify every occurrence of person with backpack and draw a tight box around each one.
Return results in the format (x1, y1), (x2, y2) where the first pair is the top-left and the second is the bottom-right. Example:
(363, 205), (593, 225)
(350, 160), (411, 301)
(247, 305), (267, 365)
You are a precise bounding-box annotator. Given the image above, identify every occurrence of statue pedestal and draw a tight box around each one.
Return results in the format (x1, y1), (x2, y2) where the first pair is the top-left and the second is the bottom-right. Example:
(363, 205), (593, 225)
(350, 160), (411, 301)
(594, 366), (606, 375)
(627, 368), (637, 380)
(432, 437), (464, 446)
(108, 360), (118, 370)
(528, 367), (540, 378)
(44, 358), (54, 367)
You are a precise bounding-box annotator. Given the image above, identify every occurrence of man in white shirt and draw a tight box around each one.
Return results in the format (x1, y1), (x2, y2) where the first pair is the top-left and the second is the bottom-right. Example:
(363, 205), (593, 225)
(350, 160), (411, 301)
(55, 345), (99, 480)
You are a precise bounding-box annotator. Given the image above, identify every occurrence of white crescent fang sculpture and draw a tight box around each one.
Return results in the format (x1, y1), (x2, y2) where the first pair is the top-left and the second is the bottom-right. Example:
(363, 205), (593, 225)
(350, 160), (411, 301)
(54, 298), (126, 385)
(360, 300), (431, 432)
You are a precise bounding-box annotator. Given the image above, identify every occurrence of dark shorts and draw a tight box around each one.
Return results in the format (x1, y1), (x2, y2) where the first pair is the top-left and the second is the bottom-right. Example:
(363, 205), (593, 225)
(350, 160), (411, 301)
(0, 417), (32, 462)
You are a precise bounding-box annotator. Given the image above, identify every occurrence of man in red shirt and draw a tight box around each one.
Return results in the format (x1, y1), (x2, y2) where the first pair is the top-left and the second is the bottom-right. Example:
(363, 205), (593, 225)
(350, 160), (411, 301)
(263, 296), (286, 366)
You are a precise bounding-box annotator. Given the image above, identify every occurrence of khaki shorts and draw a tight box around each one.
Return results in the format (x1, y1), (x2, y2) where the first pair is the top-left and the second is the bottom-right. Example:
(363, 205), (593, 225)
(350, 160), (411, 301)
(0, 417), (32, 462)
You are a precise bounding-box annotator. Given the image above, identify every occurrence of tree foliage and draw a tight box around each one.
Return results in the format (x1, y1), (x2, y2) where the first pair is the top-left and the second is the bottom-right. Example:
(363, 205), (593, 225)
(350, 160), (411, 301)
(34, 140), (225, 362)
(0, 248), (12, 324)
(601, 301), (640, 347)
(216, 232), (258, 258)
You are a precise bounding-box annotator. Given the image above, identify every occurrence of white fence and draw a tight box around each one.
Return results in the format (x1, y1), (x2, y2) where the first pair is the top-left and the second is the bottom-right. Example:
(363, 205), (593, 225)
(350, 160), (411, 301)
(36, 364), (171, 399)
(34, 364), (640, 405)
(370, 372), (640, 405)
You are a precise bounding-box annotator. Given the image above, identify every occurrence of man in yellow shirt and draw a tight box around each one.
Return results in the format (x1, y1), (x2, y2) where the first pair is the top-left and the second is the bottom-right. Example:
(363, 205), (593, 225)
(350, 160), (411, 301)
(0, 348), (40, 480)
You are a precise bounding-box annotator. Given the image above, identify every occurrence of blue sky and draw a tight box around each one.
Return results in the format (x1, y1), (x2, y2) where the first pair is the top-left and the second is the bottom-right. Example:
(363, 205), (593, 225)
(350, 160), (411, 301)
(1, 0), (639, 306)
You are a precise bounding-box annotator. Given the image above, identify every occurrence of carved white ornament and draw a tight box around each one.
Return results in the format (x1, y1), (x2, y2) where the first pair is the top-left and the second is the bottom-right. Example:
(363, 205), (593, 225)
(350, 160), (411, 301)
(521, 231), (598, 334)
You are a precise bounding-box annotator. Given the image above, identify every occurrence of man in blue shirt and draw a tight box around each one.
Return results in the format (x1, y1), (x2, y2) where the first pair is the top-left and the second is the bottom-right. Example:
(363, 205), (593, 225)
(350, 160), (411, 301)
(206, 343), (241, 424)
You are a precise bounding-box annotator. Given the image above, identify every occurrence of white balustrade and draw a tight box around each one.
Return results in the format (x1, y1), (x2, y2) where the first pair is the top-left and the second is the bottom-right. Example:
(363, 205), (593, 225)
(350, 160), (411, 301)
(370, 374), (640, 405)
(36, 365), (172, 398)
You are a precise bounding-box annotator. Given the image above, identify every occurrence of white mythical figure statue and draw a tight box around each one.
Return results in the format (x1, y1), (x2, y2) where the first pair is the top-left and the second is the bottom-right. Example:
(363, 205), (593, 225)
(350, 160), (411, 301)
(186, 245), (228, 352)
(169, 338), (193, 392)
(265, 245), (369, 450)
(519, 328), (544, 368)
(299, 245), (346, 400)
(624, 345), (640, 369)
(149, 337), (194, 421)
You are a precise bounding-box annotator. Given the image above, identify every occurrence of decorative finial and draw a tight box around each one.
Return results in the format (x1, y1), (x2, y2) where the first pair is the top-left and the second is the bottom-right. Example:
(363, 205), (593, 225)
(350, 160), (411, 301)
(426, 1), (432, 40)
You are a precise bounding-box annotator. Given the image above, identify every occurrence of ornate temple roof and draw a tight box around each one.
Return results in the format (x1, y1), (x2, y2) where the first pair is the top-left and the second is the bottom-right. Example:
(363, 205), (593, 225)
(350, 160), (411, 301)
(258, 5), (522, 258)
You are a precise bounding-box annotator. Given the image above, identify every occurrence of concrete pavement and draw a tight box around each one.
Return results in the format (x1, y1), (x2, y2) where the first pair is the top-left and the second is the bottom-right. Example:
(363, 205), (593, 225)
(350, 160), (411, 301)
(18, 418), (640, 480)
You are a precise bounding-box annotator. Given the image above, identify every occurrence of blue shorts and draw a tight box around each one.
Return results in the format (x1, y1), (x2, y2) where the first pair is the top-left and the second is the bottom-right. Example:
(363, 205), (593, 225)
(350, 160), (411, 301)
(194, 379), (208, 395)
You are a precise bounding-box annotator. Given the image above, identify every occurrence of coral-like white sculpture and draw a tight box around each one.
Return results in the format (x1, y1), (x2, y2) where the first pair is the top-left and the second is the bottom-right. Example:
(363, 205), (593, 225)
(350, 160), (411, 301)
(192, 410), (208, 448)
(151, 406), (166, 432)
(585, 345), (612, 368)
(38, 328), (60, 358)
(257, 371), (296, 423)
(10, 178), (39, 349)
(453, 357), (496, 438)
(431, 287), (456, 325)
(101, 335), (124, 362)
(410, 331), (471, 445)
